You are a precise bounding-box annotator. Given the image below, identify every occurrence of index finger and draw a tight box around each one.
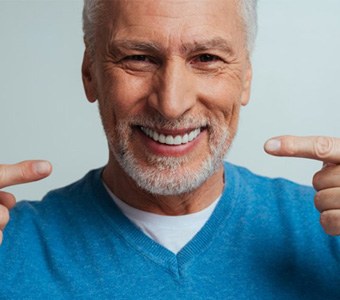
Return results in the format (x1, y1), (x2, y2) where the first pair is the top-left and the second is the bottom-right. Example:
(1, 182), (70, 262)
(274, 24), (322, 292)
(0, 160), (52, 189)
(264, 136), (340, 163)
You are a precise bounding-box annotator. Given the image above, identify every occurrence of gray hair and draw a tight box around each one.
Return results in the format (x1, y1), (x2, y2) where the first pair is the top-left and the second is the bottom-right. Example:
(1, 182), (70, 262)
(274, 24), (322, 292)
(82, 0), (258, 55)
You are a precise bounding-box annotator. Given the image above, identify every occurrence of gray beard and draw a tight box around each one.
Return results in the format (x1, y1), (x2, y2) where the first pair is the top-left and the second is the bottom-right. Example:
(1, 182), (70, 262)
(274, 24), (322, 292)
(109, 121), (230, 196)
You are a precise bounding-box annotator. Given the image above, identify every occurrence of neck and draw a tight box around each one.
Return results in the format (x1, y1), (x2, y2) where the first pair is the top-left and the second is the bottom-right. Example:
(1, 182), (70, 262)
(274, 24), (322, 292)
(102, 156), (224, 216)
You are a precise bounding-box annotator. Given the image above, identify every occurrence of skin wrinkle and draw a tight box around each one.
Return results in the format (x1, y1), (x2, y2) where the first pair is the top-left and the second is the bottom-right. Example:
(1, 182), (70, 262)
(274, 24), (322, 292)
(109, 41), (162, 60)
(82, 0), (252, 215)
(83, 0), (256, 57)
(100, 1), (245, 58)
(109, 38), (235, 59)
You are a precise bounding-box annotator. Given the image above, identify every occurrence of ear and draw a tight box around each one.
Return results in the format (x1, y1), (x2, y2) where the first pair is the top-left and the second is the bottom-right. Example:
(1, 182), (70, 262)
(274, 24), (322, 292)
(240, 62), (253, 106)
(82, 50), (97, 103)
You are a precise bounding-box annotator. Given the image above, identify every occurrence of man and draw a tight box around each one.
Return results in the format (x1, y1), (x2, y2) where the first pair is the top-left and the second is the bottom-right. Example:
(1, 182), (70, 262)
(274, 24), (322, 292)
(0, 0), (340, 298)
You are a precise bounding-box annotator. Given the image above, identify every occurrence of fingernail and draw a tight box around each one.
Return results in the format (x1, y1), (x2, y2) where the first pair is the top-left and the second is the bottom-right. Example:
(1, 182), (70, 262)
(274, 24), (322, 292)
(33, 161), (51, 175)
(265, 139), (281, 152)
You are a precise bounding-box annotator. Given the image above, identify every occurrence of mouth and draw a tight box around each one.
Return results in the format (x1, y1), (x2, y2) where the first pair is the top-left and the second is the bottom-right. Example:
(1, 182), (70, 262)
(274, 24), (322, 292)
(139, 126), (203, 145)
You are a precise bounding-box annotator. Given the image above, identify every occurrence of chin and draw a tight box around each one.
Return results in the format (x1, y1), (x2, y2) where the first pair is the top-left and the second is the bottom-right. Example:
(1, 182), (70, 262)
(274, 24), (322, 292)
(111, 136), (230, 196)
(105, 112), (233, 196)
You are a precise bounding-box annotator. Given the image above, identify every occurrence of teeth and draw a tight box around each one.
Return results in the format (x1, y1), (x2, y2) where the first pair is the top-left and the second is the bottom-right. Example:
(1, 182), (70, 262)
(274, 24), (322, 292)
(165, 136), (174, 145)
(173, 136), (182, 145)
(188, 130), (196, 142)
(159, 134), (166, 143)
(182, 134), (189, 144)
(153, 131), (159, 142)
(140, 127), (201, 145)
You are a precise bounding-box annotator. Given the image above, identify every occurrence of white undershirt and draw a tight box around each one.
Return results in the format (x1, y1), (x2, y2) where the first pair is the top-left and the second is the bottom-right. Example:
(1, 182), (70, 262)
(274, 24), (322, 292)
(103, 183), (221, 254)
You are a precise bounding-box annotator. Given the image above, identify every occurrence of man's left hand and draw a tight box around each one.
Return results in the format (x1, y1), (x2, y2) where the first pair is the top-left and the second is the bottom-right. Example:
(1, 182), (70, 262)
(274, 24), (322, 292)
(264, 135), (340, 236)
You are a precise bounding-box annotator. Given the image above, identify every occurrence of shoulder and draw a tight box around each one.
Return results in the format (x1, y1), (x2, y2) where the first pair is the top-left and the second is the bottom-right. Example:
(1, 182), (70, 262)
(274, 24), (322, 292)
(224, 161), (315, 202)
(221, 162), (326, 244)
(4, 168), (105, 243)
(13, 167), (103, 214)
(222, 162), (317, 227)
(1, 167), (107, 251)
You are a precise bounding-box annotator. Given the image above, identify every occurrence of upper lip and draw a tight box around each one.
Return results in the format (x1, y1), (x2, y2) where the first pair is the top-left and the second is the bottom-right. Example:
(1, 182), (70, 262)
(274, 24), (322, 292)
(137, 126), (206, 136)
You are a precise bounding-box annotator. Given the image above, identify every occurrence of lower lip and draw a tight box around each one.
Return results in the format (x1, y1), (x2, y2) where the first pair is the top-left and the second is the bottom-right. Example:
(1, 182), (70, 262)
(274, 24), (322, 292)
(136, 127), (206, 157)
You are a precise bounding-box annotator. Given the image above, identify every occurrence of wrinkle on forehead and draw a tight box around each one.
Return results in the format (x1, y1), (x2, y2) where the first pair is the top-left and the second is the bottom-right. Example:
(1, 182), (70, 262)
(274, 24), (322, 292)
(109, 37), (235, 57)
(105, 0), (239, 27)
(99, 0), (246, 58)
(116, 0), (219, 19)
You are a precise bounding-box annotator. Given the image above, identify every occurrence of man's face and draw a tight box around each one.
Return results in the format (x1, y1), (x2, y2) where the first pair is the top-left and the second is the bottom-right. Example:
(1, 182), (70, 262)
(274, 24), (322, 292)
(83, 0), (252, 196)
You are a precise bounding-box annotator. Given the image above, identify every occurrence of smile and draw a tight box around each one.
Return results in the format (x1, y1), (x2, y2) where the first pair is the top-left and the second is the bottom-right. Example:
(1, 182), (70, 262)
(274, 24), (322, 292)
(140, 126), (201, 145)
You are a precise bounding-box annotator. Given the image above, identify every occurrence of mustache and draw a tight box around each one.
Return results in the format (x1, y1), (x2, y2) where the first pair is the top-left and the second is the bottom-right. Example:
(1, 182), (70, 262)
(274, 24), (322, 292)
(124, 113), (211, 130)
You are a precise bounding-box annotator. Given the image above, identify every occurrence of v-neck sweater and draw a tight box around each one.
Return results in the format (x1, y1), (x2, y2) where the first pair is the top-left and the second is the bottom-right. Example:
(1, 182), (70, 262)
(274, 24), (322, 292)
(1, 162), (340, 299)
(103, 182), (220, 254)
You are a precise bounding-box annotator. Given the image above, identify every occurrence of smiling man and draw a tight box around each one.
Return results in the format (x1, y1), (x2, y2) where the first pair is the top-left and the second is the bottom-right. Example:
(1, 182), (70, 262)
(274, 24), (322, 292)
(83, 0), (252, 215)
(1, 0), (340, 299)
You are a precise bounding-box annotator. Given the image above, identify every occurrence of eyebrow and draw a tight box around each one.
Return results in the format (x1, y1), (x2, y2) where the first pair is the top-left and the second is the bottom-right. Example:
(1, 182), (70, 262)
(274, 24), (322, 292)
(181, 37), (234, 55)
(109, 40), (162, 55)
(109, 37), (233, 56)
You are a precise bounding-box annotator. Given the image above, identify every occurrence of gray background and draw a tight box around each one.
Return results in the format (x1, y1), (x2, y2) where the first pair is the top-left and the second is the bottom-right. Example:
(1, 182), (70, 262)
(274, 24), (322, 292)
(1, 0), (339, 201)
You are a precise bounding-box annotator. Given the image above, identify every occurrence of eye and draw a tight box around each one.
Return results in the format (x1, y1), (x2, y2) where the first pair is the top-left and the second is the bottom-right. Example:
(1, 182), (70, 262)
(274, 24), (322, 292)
(125, 55), (148, 61)
(189, 53), (226, 72)
(119, 54), (158, 72)
(123, 55), (156, 64)
(197, 54), (220, 63)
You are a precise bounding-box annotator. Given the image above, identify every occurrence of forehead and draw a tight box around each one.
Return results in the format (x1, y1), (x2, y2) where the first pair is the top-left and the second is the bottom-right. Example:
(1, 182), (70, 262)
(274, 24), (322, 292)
(98, 0), (245, 50)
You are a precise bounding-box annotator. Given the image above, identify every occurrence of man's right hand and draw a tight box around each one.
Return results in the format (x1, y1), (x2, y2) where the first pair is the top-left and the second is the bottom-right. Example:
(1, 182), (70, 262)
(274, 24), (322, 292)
(0, 161), (52, 244)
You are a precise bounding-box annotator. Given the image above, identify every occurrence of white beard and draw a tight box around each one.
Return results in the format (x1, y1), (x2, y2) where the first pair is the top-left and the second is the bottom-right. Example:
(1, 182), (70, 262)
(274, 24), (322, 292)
(105, 114), (230, 196)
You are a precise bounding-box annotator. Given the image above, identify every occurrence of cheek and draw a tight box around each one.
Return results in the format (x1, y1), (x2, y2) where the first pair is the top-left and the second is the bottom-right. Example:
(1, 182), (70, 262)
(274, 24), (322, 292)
(97, 70), (155, 148)
(197, 74), (243, 120)
(196, 73), (244, 147)
(99, 68), (152, 117)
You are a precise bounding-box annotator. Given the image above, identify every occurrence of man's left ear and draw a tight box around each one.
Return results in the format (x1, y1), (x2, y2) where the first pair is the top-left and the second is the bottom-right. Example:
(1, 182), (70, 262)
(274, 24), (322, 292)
(82, 50), (97, 103)
(240, 63), (252, 106)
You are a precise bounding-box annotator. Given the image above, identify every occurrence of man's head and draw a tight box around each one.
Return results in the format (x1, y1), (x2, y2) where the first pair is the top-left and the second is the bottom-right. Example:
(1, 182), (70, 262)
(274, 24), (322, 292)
(81, 0), (256, 197)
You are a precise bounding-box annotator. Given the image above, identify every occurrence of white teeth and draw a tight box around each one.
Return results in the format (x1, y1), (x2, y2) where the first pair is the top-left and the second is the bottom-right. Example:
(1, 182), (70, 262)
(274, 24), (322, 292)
(153, 131), (159, 142)
(140, 126), (201, 145)
(182, 134), (189, 144)
(188, 130), (196, 142)
(165, 136), (174, 145)
(173, 136), (182, 145)
(159, 134), (166, 143)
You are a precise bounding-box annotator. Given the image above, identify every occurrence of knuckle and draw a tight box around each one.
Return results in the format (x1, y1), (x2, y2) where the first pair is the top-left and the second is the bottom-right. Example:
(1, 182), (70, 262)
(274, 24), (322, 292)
(320, 211), (340, 236)
(314, 192), (324, 212)
(320, 211), (330, 228)
(19, 165), (29, 181)
(312, 171), (323, 190)
(314, 136), (335, 159)
(0, 205), (10, 229)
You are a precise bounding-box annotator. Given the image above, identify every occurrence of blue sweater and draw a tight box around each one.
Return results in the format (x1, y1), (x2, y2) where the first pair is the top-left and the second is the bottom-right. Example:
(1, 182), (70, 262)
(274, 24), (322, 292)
(1, 163), (340, 299)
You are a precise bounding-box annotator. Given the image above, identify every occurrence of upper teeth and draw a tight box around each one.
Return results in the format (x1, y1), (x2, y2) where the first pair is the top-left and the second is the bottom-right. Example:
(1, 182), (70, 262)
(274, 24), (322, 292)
(140, 127), (201, 145)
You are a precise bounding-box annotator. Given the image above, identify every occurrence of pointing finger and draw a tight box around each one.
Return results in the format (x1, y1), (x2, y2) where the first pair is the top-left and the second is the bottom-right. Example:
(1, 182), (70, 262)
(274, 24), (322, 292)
(0, 160), (52, 189)
(264, 136), (340, 163)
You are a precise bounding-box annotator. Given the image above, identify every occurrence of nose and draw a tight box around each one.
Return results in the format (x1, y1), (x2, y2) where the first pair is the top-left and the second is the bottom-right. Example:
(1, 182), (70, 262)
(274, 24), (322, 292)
(148, 59), (196, 120)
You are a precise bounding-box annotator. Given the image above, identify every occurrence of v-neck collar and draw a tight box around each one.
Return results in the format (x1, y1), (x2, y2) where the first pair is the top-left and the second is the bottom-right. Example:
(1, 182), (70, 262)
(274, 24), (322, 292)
(88, 162), (240, 278)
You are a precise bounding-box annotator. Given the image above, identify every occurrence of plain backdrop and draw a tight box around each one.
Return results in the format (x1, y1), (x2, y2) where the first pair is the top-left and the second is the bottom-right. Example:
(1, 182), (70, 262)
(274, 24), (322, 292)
(0, 0), (339, 201)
